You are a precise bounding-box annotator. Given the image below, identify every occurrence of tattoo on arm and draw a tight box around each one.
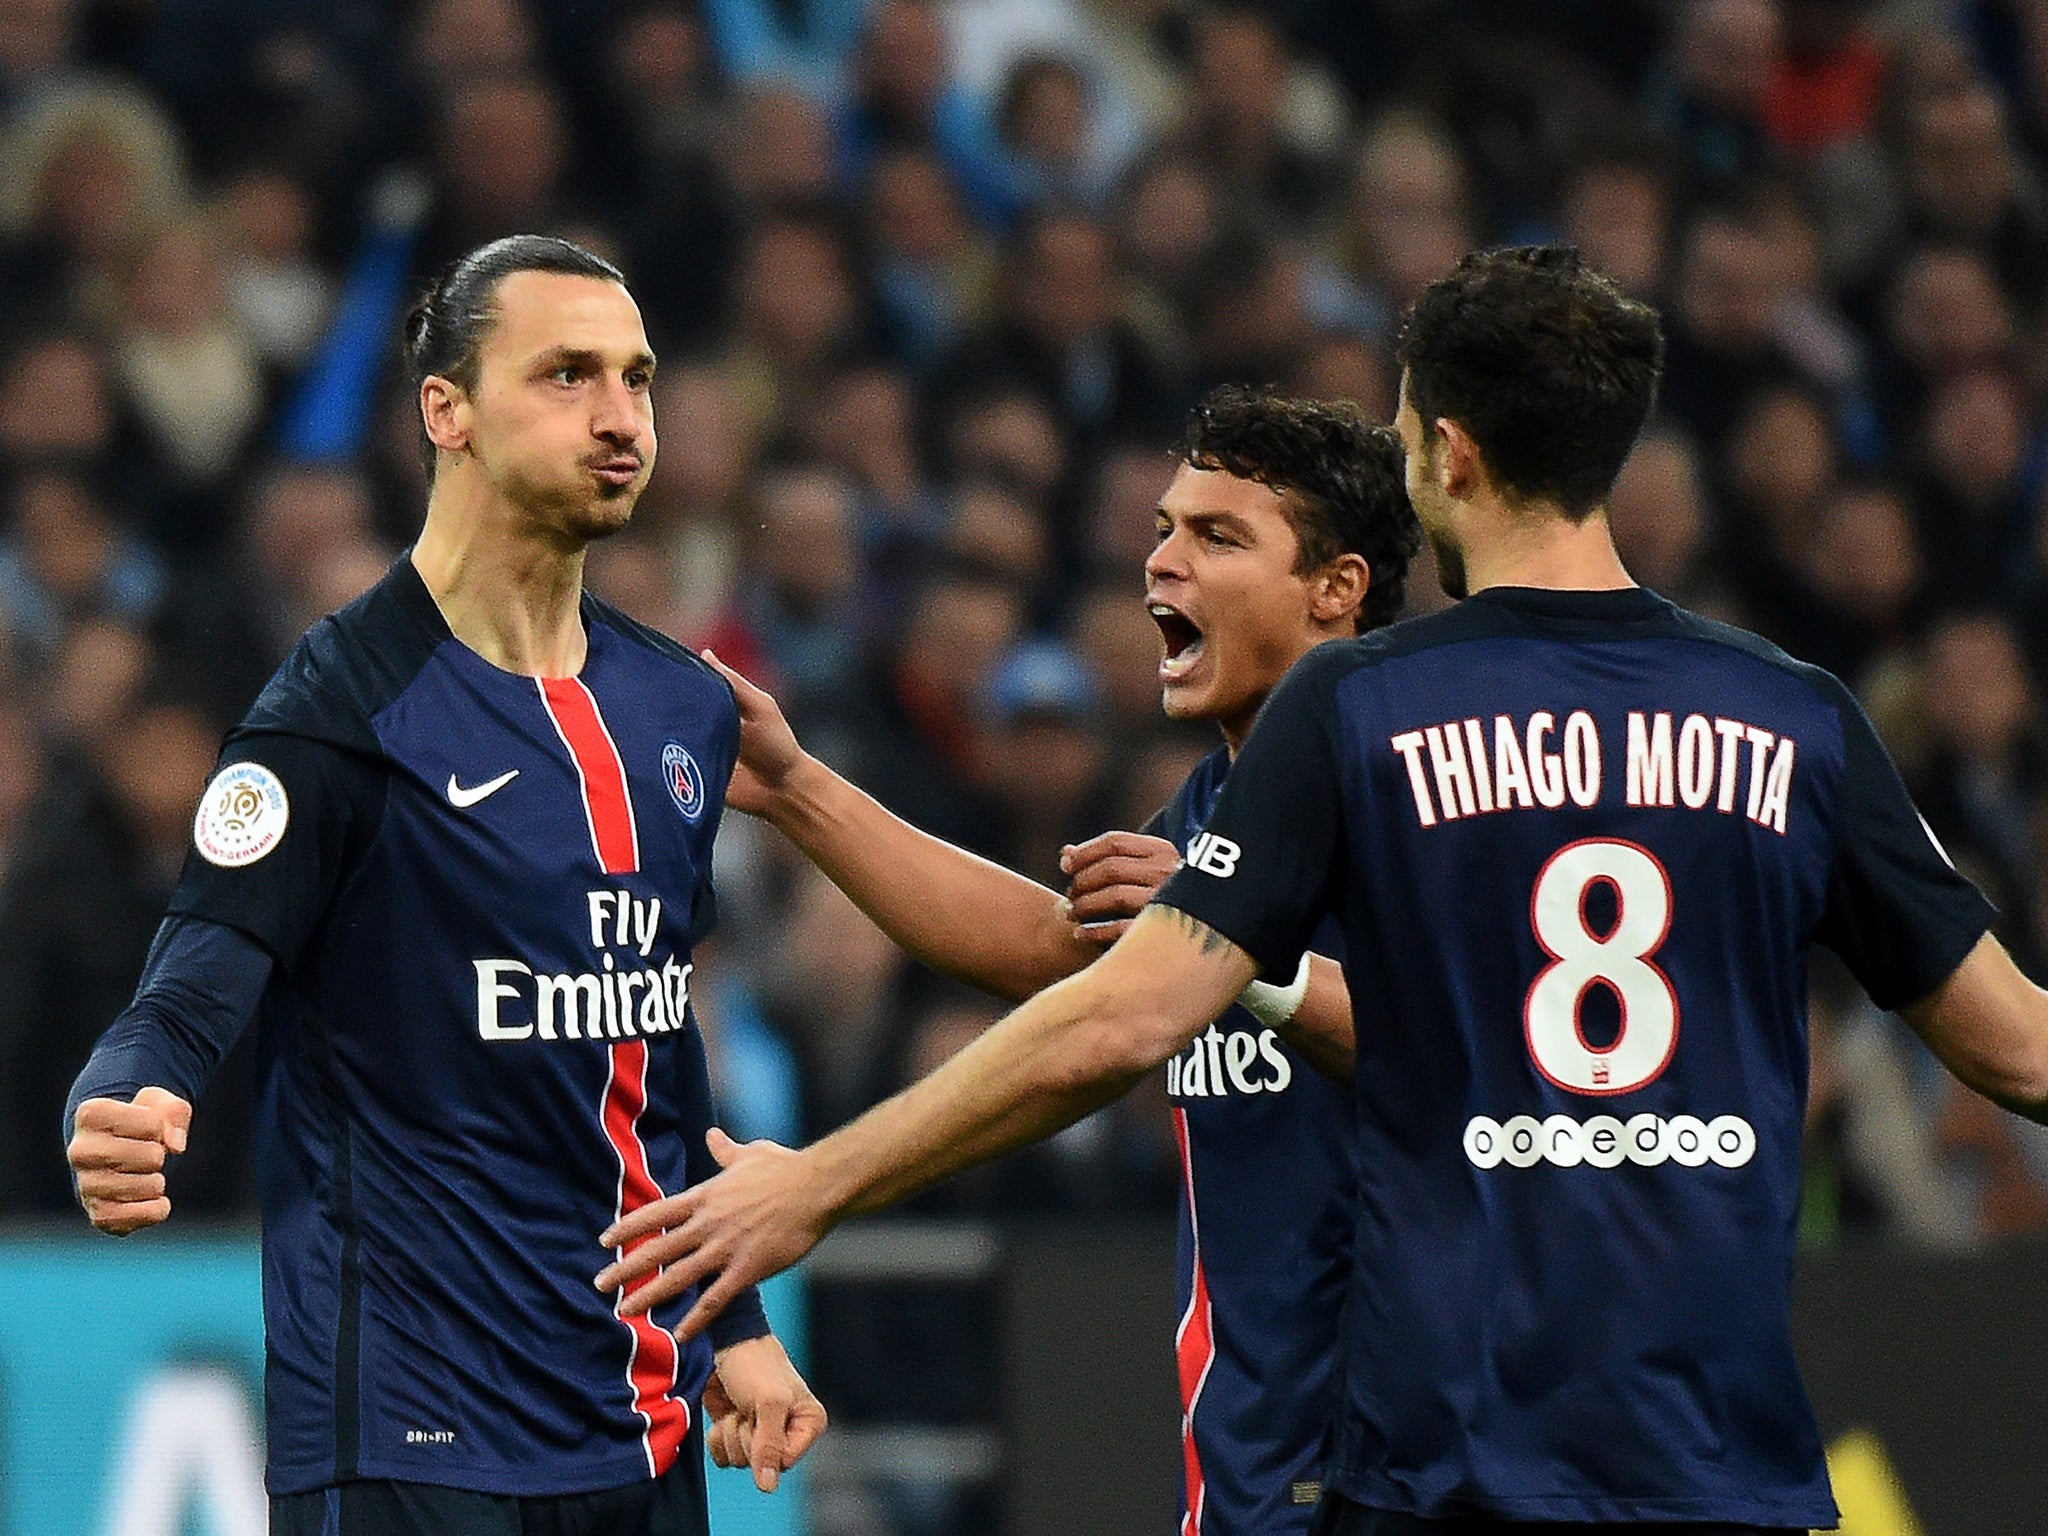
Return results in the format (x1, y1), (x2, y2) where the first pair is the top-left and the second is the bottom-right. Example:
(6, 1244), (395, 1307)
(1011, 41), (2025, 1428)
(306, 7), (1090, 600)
(1158, 906), (1236, 956)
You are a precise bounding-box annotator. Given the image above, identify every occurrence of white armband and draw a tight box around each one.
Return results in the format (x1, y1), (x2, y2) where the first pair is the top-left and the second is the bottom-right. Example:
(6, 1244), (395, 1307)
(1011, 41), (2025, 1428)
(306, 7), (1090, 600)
(1237, 951), (1312, 1027)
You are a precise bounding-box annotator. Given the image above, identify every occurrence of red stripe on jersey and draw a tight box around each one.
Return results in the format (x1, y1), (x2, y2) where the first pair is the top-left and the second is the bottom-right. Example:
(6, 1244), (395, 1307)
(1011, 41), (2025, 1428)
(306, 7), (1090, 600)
(538, 676), (641, 875)
(602, 1039), (691, 1476)
(1172, 1107), (1216, 1536)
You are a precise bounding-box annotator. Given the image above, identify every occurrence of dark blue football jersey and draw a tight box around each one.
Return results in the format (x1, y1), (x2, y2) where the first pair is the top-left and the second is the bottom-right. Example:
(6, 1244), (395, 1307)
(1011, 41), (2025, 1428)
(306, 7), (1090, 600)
(1156, 587), (1994, 1527)
(1149, 749), (1357, 1536)
(166, 559), (767, 1497)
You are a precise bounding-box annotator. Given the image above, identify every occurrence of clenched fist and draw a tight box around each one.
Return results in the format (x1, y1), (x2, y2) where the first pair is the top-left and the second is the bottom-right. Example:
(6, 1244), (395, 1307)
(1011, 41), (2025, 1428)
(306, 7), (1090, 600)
(68, 1087), (193, 1235)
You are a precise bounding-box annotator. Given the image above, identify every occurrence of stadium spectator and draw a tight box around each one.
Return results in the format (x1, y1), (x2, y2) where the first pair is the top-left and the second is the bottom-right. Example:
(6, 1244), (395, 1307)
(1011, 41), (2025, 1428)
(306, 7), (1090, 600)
(862, 146), (995, 368)
(1557, 136), (1676, 301)
(1644, 0), (1783, 185)
(1604, 425), (1721, 612)
(938, 206), (1183, 450)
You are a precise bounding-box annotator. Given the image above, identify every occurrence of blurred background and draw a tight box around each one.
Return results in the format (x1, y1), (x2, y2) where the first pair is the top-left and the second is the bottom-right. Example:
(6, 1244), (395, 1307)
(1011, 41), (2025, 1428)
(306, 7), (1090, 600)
(2, 0), (2048, 1531)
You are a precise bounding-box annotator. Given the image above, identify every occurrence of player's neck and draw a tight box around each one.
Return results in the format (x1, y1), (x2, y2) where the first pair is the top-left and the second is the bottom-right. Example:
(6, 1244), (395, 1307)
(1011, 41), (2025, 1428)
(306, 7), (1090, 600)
(1456, 500), (1634, 597)
(413, 484), (590, 678)
(1218, 625), (1355, 758)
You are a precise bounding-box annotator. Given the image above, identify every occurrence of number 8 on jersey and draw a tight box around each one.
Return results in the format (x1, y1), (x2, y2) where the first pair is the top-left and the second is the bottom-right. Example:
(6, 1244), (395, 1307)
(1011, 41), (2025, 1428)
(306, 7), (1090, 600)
(1524, 838), (1677, 1096)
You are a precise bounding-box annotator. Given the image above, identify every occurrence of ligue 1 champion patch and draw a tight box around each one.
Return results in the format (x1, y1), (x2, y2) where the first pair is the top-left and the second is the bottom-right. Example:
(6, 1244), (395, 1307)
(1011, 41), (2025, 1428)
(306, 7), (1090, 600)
(662, 741), (705, 822)
(194, 761), (290, 867)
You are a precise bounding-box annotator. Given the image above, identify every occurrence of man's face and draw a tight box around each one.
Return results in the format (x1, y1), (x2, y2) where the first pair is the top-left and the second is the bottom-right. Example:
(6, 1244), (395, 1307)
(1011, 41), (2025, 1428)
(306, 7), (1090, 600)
(1144, 464), (1324, 736)
(458, 270), (656, 542)
(1395, 373), (1466, 599)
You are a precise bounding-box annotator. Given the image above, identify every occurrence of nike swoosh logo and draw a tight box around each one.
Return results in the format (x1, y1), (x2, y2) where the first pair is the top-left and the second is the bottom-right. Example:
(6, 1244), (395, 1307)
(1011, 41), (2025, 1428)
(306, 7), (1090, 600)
(448, 769), (519, 808)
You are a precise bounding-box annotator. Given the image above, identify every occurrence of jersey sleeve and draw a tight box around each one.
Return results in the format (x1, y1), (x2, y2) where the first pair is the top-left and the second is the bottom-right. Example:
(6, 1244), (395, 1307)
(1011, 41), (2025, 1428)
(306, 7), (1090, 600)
(63, 915), (274, 1142)
(1814, 682), (1996, 1009)
(1152, 648), (1349, 978)
(166, 730), (383, 974)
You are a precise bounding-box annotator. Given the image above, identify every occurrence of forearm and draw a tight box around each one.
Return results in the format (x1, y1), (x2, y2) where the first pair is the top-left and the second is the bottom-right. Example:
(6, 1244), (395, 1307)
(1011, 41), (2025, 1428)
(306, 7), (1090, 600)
(800, 908), (1253, 1220)
(1275, 956), (1355, 1082)
(765, 756), (1099, 1000)
(63, 917), (270, 1140)
(802, 972), (1154, 1220)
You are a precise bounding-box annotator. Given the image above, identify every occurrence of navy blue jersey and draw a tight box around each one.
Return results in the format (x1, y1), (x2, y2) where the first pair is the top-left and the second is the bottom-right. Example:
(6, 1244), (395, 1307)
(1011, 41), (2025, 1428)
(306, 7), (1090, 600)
(1149, 749), (1357, 1536)
(165, 560), (767, 1496)
(1157, 588), (1993, 1527)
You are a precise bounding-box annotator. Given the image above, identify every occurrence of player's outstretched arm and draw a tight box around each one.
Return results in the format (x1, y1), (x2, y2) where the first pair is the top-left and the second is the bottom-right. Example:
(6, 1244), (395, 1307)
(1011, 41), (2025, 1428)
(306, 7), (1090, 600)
(1902, 932), (2048, 1122)
(704, 1333), (828, 1493)
(1063, 833), (1357, 1080)
(706, 651), (1102, 1000)
(68, 1088), (193, 1235)
(63, 915), (272, 1234)
(594, 903), (1257, 1337)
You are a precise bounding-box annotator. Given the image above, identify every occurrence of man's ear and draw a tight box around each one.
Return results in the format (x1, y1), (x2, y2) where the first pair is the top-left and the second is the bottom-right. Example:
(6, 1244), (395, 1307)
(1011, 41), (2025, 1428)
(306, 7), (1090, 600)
(1311, 552), (1371, 629)
(1434, 416), (1485, 501)
(421, 376), (473, 459)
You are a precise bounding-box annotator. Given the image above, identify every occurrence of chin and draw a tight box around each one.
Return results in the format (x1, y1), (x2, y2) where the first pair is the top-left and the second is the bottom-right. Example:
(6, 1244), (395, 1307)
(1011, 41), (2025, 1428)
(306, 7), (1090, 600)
(569, 498), (638, 541)
(1161, 682), (1226, 724)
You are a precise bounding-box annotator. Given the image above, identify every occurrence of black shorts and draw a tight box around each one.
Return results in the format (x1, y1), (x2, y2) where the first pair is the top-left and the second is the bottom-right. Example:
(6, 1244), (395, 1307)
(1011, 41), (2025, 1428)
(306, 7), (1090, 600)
(1307, 1493), (1805, 1536)
(270, 1426), (708, 1536)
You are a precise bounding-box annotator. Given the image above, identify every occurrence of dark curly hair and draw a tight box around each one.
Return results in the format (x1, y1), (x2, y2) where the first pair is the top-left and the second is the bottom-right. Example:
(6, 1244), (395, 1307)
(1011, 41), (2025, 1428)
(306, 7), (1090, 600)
(1396, 245), (1664, 518)
(403, 234), (627, 475)
(1174, 384), (1421, 632)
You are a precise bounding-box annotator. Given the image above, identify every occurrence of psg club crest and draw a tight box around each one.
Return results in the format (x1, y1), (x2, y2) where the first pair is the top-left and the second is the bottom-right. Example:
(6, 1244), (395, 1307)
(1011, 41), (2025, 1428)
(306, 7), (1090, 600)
(662, 741), (706, 822)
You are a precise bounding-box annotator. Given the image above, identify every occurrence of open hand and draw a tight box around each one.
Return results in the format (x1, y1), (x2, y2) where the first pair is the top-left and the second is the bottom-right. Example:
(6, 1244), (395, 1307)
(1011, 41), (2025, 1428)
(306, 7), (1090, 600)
(703, 651), (807, 819)
(595, 1129), (833, 1342)
(705, 1333), (828, 1492)
(68, 1087), (192, 1235)
(1059, 831), (1182, 946)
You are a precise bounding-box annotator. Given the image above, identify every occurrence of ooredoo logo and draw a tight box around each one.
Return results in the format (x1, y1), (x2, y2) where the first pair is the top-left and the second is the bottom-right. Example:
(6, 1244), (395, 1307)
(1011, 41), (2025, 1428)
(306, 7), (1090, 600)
(1463, 1111), (1756, 1170)
(193, 762), (289, 868)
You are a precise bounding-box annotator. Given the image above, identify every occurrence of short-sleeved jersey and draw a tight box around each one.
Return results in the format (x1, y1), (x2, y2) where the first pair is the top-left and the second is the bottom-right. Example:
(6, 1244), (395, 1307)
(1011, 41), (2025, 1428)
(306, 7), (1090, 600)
(1157, 587), (1994, 1527)
(167, 559), (766, 1497)
(1147, 749), (1357, 1536)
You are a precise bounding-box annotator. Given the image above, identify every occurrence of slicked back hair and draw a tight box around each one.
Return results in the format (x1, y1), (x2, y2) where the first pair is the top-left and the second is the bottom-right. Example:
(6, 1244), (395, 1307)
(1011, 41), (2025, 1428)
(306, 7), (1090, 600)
(1174, 384), (1422, 632)
(402, 234), (627, 476)
(1397, 245), (1665, 518)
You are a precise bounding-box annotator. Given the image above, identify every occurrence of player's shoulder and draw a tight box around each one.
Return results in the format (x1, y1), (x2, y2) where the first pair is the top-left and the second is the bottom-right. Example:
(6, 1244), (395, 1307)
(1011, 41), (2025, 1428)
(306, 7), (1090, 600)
(1154, 744), (1232, 841)
(1658, 603), (1829, 677)
(237, 557), (446, 753)
(1651, 600), (1860, 718)
(583, 592), (735, 705)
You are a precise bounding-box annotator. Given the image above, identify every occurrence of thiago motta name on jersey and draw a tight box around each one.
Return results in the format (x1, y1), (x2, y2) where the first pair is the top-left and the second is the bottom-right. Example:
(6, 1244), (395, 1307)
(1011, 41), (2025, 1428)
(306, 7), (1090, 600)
(472, 889), (694, 1043)
(1390, 710), (1798, 835)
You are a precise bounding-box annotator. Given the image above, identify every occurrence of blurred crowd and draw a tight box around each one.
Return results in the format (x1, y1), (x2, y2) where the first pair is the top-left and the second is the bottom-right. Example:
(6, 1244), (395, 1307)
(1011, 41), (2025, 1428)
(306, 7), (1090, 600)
(5, 0), (2048, 1304)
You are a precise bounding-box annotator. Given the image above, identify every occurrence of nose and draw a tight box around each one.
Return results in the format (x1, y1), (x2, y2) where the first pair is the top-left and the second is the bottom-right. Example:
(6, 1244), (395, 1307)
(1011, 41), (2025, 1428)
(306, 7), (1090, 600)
(591, 373), (644, 447)
(1145, 527), (1187, 584)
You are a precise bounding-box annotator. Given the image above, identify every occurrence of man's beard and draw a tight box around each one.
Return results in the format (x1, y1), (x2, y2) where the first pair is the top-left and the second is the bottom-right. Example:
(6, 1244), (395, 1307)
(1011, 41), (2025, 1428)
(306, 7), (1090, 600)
(548, 479), (641, 543)
(1430, 530), (1467, 601)
(569, 487), (638, 539)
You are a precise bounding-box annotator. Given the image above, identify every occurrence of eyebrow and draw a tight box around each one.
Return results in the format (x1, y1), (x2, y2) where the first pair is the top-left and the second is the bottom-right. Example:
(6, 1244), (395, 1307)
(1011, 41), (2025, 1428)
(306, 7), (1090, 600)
(1161, 508), (1257, 537)
(532, 346), (658, 374)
